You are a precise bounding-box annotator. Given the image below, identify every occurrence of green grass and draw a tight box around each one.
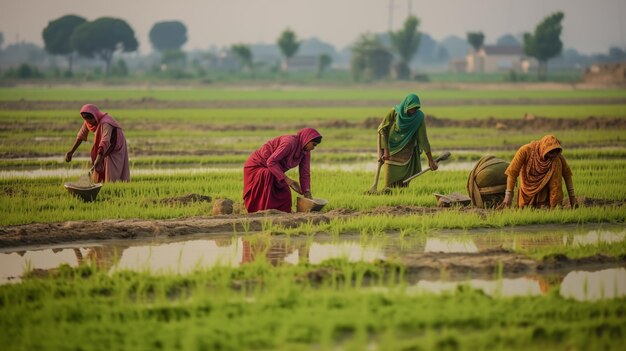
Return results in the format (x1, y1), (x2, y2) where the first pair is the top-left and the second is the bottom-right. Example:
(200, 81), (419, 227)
(2, 105), (626, 127)
(1, 159), (625, 227)
(2, 87), (626, 101)
(3, 148), (626, 171)
(1, 124), (624, 159)
(1, 261), (624, 351)
(517, 235), (626, 260)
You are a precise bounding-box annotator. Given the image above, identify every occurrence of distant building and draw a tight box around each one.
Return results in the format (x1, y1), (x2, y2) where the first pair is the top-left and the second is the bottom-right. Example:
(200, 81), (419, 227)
(582, 62), (626, 84)
(204, 50), (240, 71)
(459, 45), (535, 73)
(283, 55), (318, 71)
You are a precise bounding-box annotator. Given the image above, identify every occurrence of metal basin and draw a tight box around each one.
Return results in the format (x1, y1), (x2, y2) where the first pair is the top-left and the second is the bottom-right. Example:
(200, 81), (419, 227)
(296, 197), (328, 212)
(64, 182), (102, 202)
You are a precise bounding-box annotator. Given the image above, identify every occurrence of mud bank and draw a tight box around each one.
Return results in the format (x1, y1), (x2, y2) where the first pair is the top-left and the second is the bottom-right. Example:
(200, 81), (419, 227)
(1, 198), (623, 248)
(397, 249), (625, 279)
(0, 206), (474, 248)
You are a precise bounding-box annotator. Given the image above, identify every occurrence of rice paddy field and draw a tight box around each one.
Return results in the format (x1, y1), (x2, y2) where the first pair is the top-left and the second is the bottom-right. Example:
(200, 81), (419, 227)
(1, 83), (625, 350)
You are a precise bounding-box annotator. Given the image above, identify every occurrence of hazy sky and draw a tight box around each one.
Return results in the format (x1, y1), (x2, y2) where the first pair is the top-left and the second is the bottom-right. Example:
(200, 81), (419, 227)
(1, 0), (625, 54)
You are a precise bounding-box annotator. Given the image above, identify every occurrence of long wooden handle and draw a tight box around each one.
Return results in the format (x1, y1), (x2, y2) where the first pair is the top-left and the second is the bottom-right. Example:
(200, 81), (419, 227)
(368, 133), (384, 193)
(402, 152), (451, 185)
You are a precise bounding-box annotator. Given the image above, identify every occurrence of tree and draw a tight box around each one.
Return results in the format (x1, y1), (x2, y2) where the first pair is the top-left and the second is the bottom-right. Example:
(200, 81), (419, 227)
(70, 17), (138, 74)
(149, 21), (187, 52)
(351, 34), (393, 81)
(389, 16), (420, 80)
(496, 34), (521, 47)
(42, 15), (86, 73)
(523, 12), (565, 80)
(0, 32), (4, 50)
(317, 53), (332, 78)
(231, 44), (254, 77)
(466, 32), (485, 52)
(277, 28), (300, 72)
(608, 47), (626, 62)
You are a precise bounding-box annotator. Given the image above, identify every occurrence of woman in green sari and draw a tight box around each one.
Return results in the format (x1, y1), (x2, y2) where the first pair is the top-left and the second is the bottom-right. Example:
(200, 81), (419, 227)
(377, 93), (437, 191)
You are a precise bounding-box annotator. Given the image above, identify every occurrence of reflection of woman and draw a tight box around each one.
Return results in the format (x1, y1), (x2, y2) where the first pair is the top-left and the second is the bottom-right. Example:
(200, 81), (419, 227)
(243, 128), (322, 213)
(377, 93), (437, 190)
(502, 135), (575, 208)
(65, 104), (130, 183)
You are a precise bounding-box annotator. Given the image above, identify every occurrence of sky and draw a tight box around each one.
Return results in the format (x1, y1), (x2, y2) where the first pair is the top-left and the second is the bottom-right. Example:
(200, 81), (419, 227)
(1, 0), (625, 55)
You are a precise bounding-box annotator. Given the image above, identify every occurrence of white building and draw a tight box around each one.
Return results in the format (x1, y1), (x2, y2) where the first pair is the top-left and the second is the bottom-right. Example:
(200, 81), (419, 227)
(464, 46), (535, 73)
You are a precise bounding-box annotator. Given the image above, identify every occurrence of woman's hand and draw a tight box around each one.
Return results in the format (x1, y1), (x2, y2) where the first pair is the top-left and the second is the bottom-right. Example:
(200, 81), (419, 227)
(304, 191), (312, 199)
(65, 151), (73, 163)
(498, 191), (514, 209)
(380, 149), (390, 162)
(428, 158), (438, 171)
(285, 177), (302, 194)
(426, 151), (438, 171)
(92, 155), (104, 173)
(569, 195), (578, 209)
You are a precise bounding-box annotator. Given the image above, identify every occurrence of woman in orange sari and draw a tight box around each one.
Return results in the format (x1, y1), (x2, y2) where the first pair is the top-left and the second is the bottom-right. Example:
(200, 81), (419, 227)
(501, 135), (576, 208)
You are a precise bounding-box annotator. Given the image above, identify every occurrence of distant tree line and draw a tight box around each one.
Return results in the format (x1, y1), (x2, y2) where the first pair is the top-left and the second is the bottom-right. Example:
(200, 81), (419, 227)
(42, 15), (138, 75)
(1, 11), (622, 81)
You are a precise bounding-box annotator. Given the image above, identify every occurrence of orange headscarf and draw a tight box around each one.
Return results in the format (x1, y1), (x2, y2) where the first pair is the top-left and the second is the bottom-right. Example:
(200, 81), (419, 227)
(517, 135), (562, 197)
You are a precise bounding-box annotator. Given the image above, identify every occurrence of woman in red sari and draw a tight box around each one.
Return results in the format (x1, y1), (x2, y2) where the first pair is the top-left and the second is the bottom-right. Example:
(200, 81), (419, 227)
(65, 104), (130, 183)
(243, 128), (322, 213)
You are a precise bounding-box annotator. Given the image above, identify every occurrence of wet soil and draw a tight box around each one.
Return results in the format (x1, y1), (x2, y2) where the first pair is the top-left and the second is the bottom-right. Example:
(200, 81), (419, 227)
(0, 206), (440, 248)
(3, 97), (626, 110)
(1, 114), (624, 136)
(2, 199), (623, 248)
(1, 209), (624, 282)
(398, 249), (625, 279)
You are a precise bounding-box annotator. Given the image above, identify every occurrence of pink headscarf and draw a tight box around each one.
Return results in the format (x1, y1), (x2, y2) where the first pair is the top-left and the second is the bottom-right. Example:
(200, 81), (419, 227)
(80, 104), (121, 132)
(297, 127), (321, 149)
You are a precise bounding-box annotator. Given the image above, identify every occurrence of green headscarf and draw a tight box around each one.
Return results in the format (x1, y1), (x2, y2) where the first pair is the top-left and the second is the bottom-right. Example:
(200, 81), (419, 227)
(386, 93), (424, 155)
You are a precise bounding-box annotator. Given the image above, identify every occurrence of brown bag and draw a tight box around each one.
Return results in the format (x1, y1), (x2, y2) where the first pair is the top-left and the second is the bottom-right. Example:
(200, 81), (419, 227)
(467, 155), (509, 208)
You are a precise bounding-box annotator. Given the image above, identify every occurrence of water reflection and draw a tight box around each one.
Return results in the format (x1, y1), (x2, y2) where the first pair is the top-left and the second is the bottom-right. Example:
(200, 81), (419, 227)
(424, 238), (478, 253)
(410, 277), (545, 297)
(309, 242), (385, 264)
(0, 248), (87, 284)
(560, 268), (626, 301)
(115, 239), (243, 273)
(406, 269), (626, 301)
(1, 225), (624, 301)
(570, 230), (626, 246)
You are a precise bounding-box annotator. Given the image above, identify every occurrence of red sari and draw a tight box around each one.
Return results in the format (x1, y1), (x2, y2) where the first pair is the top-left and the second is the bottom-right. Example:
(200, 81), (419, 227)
(243, 128), (321, 213)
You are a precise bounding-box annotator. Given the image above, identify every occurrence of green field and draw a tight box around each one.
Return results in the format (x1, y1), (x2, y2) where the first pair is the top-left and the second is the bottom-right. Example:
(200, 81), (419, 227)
(1, 261), (625, 351)
(1, 84), (625, 350)
(2, 86), (626, 101)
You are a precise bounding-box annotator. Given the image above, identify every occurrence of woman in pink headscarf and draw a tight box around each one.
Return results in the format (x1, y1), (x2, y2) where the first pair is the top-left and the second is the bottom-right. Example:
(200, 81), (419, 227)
(243, 128), (322, 213)
(65, 104), (130, 183)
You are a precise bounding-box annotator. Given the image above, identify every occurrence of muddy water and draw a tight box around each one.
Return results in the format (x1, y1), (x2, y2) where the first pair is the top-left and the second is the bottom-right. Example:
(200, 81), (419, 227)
(1, 224), (624, 300)
(407, 267), (626, 301)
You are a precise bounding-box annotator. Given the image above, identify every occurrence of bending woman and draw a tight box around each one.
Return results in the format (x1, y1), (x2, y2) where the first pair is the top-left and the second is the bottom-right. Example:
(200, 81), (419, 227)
(377, 93), (437, 190)
(65, 104), (130, 183)
(243, 128), (322, 213)
(501, 135), (576, 208)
